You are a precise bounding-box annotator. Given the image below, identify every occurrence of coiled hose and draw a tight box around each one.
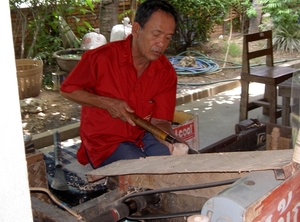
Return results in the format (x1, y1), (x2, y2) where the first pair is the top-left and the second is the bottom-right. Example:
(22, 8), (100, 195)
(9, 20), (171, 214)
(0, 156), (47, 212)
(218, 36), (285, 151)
(170, 50), (299, 86)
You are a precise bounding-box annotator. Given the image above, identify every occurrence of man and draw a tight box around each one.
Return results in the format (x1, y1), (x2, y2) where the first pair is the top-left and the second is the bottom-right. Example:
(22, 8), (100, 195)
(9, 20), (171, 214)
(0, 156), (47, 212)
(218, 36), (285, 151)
(60, 0), (180, 168)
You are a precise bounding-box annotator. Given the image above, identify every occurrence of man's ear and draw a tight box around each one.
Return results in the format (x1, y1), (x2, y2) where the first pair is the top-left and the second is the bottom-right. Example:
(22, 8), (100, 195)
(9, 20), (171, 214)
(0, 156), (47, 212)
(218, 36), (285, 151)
(131, 22), (140, 38)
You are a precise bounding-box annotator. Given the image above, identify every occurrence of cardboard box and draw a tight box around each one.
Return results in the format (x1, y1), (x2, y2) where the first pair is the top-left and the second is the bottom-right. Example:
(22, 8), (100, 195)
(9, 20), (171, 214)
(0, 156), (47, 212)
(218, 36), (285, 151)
(172, 111), (199, 151)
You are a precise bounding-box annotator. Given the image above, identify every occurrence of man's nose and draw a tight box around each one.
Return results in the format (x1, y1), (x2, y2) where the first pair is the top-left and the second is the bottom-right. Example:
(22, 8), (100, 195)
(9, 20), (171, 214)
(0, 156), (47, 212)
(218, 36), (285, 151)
(156, 37), (168, 48)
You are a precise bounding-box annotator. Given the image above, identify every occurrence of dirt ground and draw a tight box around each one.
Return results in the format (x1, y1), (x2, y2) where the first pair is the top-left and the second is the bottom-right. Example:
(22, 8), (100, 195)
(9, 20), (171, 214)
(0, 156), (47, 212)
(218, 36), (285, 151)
(20, 33), (300, 135)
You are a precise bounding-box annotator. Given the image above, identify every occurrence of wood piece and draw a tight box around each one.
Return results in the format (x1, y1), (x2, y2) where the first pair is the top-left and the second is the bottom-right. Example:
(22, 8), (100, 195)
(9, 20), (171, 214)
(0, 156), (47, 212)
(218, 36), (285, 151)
(265, 123), (292, 150)
(87, 150), (293, 182)
(282, 96), (291, 126)
(270, 127), (280, 150)
(32, 122), (80, 149)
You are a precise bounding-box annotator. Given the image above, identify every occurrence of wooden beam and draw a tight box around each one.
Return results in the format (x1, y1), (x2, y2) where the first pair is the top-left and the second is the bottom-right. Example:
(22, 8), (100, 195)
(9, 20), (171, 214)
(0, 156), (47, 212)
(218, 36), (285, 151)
(87, 149), (294, 182)
(32, 122), (80, 149)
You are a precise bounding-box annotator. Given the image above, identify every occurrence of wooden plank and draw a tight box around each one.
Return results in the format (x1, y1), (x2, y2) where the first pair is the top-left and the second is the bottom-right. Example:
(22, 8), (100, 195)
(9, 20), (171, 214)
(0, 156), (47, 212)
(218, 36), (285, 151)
(32, 122), (80, 149)
(87, 150), (294, 182)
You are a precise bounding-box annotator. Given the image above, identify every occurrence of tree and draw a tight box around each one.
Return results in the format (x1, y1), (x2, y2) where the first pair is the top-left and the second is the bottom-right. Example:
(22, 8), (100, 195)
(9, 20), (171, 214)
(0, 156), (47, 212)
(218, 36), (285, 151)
(248, 0), (262, 33)
(99, 0), (119, 41)
(166, 0), (232, 52)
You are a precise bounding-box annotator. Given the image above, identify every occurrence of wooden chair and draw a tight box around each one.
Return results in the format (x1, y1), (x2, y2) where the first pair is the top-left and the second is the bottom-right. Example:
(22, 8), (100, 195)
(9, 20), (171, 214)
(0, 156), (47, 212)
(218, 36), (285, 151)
(239, 30), (298, 123)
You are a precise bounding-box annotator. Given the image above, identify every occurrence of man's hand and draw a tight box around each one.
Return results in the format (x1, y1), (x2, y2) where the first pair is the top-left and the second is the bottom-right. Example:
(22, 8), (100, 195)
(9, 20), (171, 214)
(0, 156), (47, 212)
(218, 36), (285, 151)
(150, 117), (188, 153)
(101, 97), (136, 126)
(60, 90), (136, 126)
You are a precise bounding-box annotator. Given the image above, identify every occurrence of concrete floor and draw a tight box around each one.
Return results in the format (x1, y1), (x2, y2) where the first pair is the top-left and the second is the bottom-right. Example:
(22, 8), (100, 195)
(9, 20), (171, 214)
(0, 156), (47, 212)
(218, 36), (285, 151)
(176, 82), (283, 149)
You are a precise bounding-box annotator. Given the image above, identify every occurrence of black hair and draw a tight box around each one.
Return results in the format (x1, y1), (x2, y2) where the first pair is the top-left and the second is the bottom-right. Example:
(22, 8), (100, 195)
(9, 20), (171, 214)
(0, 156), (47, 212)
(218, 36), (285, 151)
(134, 0), (178, 28)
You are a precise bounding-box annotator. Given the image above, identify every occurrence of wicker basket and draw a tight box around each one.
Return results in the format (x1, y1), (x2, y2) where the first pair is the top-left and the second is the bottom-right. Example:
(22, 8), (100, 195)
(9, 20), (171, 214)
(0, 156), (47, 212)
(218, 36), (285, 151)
(27, 151), (52, 204)
(16, 59), (43, 99)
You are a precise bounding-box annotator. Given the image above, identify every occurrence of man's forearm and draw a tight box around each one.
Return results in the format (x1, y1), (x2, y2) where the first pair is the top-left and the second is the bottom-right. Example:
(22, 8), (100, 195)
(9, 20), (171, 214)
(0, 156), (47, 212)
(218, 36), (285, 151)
(60, 90), (108, 108)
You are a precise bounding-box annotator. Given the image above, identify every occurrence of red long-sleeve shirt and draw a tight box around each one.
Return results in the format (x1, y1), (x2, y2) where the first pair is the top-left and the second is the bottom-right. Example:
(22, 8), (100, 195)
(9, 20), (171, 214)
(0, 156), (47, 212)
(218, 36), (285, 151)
(60, 35), (177, 168)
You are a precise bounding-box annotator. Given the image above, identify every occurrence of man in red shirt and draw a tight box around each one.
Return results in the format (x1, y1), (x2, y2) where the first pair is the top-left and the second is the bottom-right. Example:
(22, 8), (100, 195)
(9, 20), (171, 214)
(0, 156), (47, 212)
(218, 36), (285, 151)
(60, 0), (180, 168)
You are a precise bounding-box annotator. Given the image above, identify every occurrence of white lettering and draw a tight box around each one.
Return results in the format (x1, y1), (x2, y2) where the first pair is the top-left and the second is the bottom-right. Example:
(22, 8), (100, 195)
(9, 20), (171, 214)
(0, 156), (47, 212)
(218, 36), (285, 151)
(265, 191), (300, 222)
(278, 191), (292, 214)
(293, 202), (300, 221)
(175, 125), (193, 139)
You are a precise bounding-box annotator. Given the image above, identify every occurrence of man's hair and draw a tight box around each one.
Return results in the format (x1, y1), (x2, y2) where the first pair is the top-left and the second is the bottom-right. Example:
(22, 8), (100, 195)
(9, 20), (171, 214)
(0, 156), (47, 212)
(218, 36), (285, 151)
(134, 0), (178, 28)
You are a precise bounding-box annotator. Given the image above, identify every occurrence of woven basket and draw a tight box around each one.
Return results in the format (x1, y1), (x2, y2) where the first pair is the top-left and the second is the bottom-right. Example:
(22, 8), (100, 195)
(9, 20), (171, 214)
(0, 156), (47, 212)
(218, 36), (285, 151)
(16, 59), (43, 99)
(27, 151), (52, 204)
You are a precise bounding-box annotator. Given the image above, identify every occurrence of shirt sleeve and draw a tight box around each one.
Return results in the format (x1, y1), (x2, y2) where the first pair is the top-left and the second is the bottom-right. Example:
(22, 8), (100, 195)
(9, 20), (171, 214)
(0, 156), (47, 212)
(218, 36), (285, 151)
(60, 52), (97, 93)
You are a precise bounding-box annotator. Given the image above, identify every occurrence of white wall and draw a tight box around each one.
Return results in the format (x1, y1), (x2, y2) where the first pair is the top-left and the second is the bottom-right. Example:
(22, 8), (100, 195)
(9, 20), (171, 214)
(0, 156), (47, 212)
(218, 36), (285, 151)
(0, 1), (33, 221)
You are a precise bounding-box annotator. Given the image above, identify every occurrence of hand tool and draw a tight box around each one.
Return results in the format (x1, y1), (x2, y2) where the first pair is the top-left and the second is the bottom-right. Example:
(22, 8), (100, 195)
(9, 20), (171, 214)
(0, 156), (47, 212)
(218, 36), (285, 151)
(128, 112), (199, 154)
(50, 131), (69, 191)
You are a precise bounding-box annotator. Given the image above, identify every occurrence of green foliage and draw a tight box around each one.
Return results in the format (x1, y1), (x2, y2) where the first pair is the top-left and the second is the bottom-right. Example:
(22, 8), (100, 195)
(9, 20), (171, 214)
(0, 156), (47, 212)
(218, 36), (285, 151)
(223, 42), (242, 57)
(10, 0), (96, 63)
(42, 72), (54, 89)
(246, 6), (257, 18)
(35, 34), (64, 65)
(260, 0), (300, 52)
(166, 0), (234, 51)
(260, 0), (300, 30)
(273, 25), (300, 52)
(240, 0), (256, 18)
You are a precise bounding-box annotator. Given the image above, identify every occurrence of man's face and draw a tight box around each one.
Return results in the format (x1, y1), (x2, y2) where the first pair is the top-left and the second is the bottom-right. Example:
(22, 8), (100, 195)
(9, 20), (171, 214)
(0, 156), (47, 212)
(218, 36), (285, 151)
(132, 10), (176, 61)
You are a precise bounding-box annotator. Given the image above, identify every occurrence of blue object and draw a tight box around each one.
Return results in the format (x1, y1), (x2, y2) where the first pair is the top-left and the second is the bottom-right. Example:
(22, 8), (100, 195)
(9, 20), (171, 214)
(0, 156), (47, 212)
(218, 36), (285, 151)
(168, 51), (220, 75)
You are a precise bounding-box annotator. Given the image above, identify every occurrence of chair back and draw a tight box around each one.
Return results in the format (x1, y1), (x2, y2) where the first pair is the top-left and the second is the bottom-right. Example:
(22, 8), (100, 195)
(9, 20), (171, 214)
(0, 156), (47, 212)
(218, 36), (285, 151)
(242, 30), (274, 75)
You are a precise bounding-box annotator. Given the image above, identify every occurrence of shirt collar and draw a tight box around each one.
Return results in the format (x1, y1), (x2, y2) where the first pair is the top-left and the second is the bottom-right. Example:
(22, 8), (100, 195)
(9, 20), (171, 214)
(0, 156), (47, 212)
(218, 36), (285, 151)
(120, 34), (133, 67)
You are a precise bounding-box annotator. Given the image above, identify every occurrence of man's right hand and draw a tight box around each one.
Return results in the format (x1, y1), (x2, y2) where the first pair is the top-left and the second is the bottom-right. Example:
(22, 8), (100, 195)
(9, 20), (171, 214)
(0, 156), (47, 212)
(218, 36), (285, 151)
(101, 97), (135, 126)
(60, 90), (136, 126)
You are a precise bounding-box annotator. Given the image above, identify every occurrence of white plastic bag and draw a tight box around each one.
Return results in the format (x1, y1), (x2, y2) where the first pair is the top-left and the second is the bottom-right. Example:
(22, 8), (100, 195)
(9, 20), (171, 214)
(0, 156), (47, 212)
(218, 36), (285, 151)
(110, 17), (132, 42)
(81, 32), (107, 50)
